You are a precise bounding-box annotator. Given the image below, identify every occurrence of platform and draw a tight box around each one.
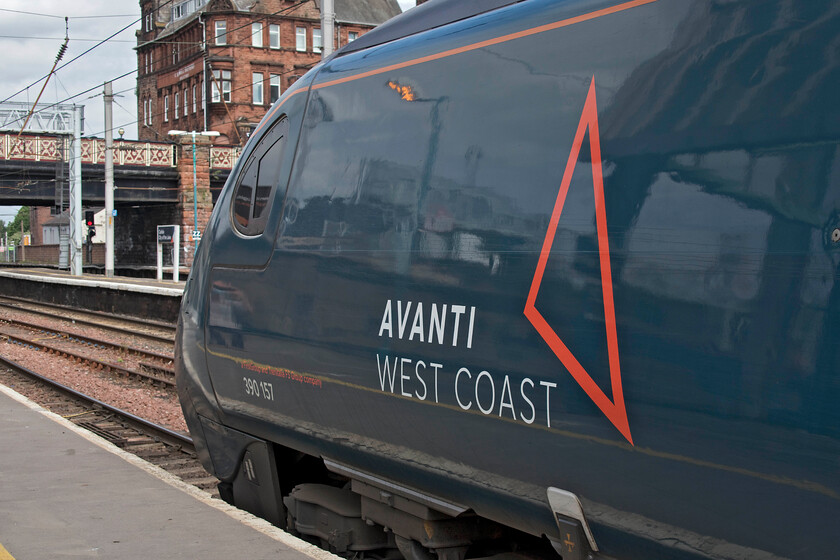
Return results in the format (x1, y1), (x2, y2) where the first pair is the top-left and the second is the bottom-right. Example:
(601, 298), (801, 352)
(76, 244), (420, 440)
(0, 266), (184, 296)
(0, 383), (338, 560)
(0, 267), (183, 322)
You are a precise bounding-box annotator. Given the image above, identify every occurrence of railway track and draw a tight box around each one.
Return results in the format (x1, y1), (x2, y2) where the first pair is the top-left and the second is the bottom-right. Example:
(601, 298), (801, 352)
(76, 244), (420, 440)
(0, 354), (218, 495)
(0, 322), (175, 388)
(0, 314), (173, 362)
(0, 295), (175, 345)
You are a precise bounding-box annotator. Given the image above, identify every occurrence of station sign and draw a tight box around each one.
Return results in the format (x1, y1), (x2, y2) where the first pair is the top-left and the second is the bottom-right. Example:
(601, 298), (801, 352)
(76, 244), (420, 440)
(157, 225), (177, 244)
(156, 224), (180, 282)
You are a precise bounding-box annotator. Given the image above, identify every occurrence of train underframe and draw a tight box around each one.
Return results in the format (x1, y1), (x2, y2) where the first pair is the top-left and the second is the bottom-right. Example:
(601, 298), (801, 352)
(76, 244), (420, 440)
(215, 436), (593, 560)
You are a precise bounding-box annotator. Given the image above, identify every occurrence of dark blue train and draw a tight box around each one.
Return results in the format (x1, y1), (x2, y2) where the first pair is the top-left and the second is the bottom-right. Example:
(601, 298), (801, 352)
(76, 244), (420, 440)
(175, 1), (840, 558)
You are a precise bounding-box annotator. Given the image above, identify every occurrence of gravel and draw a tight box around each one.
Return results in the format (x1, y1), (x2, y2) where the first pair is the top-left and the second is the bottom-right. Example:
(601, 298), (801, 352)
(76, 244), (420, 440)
(0, 308), (187, 433)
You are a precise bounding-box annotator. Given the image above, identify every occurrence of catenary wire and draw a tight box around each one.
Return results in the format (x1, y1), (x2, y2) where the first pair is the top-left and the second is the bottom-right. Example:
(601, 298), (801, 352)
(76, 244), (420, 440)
(7, 0), (314, 133)
(0, 0), (175, 106)
(0, 8), (136, 19)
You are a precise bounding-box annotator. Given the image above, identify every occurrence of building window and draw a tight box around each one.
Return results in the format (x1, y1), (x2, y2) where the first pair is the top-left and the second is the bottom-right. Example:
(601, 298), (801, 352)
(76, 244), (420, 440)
(252, 73), (264, 105)
(164, 95), (169, 122)
(212, 69), (231, 102)
(215, 20), (227, 45)
(270, 74), (281, 103)
(192, 85), (197, 114)
(184, 89), (189, 117)
(147, 98), (153, 125)
(173, 1), (188, 20)
(348, 31), (359, 42)
(269, 24), (280, 49)
(150, 50), (154, 72)
(174, 92), (179, 119)
(313, 28), (322, 53)
(252, 22), (263, 47)
(296, 27), (306, 52)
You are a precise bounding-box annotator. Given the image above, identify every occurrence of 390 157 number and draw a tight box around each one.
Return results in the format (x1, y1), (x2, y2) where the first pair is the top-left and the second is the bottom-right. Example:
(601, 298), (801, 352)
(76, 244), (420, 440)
(243, 377), (274, 401)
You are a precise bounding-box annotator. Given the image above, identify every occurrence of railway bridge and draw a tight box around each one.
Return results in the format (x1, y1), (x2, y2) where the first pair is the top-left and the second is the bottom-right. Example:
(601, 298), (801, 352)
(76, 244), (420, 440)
(0, 130), (240, 270)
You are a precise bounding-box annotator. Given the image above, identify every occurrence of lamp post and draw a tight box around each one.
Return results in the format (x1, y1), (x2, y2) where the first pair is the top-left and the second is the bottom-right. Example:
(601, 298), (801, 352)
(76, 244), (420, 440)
(167, 130), (219, 247)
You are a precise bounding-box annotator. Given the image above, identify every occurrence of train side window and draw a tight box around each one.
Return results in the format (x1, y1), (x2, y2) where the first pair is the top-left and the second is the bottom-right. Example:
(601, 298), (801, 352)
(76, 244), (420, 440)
(233, 158), (257, 229)
(231, 117), (289, 236)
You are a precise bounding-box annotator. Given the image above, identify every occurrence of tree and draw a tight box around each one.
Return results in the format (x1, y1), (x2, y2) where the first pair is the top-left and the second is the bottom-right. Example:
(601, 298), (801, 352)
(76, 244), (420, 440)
(8, 206), (30, 245)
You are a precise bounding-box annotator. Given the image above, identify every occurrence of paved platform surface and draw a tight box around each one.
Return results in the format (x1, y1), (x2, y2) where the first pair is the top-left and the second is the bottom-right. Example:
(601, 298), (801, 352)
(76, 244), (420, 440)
(0, 384), (336, 560)
(0, 267), (184, 296)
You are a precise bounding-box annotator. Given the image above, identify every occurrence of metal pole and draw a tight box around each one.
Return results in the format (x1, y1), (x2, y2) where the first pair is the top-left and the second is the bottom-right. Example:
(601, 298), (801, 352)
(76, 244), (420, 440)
(104, 81), (115, 277)
(200, 16), (208, 132)
(322, 0), (334, 58)
(172, 225), (180, 283)
(192, 131), (198, 243)
(69, 105), (83, 276)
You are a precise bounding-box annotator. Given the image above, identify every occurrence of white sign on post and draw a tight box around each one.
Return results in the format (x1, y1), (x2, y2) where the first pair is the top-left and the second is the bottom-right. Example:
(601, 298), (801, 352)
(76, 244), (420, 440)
(156, 225), (180, 282)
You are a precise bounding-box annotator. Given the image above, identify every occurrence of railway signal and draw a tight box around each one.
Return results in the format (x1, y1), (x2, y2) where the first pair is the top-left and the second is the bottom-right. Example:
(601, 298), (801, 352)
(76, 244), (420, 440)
(84, 210), (95, 241)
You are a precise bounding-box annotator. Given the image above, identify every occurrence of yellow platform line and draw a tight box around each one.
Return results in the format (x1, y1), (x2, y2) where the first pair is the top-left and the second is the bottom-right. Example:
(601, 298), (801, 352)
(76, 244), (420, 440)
(0, 543), (16, 560)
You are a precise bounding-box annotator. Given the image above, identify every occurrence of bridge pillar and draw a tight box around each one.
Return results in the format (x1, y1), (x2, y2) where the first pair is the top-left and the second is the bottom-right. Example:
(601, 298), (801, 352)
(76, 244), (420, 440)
(174, 135), (214, 269)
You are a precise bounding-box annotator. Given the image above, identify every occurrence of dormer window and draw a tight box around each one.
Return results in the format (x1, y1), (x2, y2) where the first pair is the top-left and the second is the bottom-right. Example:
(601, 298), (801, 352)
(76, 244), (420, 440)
(173, 0), (209, 22)
(173, 1), (189, 20)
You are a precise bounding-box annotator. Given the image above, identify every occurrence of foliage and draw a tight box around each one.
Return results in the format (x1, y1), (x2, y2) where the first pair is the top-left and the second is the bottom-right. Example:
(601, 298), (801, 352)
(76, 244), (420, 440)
(7, 206), (30, 245)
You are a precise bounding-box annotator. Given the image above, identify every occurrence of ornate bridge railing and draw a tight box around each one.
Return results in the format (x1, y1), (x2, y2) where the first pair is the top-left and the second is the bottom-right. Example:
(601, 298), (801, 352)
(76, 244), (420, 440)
(210, 146), (242, 170)
(0, 132), (242, 170)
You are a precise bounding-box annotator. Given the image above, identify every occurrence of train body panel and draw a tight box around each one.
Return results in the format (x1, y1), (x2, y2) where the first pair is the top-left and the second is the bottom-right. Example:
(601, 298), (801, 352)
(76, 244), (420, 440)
(176, 1), (840, 558)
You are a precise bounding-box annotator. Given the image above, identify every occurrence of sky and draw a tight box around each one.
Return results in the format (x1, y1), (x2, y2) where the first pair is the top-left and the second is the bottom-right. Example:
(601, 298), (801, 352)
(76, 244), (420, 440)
(0, 0), (416, 223)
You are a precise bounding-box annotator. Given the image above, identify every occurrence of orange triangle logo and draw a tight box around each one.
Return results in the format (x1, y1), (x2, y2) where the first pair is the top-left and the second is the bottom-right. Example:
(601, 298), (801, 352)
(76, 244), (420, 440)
(524, 77), (633, 445)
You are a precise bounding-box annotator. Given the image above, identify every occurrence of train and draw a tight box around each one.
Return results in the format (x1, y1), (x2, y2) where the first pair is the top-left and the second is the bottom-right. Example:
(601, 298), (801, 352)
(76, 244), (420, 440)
(174, 1), (840, 558)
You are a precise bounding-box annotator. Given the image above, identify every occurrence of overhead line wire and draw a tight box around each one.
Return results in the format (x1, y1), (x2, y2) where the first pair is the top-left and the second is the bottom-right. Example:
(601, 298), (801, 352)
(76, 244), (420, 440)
(0, 8), (136, 19)
(0, 70), (138, 131)
(0, 36), (136, 43)
(0, 0), (176, 106)
(10, 0), (313, 129)
(136, 0), (308, 51)
(101, 58), (316, 139)
(15, 19), (70, 137)
(6, 0), (319, 140)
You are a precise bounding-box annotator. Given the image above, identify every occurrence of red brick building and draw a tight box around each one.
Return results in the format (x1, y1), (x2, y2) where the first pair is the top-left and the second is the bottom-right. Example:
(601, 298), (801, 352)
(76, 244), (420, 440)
(136, 0), (401, 145)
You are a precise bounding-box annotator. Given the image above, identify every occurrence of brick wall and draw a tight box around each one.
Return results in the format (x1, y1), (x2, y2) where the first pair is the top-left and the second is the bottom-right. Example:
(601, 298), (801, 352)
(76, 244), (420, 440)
(138, 0), (381, 145)
(29, 207), (52, 245)
(174, 135), (214, 267)
(21, 243), (105, 265)
(114, 205), (180, 266)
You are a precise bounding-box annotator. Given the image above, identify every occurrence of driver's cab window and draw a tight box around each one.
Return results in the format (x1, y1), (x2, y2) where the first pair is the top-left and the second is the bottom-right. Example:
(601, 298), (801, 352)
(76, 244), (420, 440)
(232, 117), (289, 236)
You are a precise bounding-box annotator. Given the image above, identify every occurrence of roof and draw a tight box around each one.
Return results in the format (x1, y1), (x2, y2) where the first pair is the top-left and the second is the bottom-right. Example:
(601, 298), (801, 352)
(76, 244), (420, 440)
(317, 0), (403, 26)
(43, 211), (69, 227)
(336, 0), (523, 56)
(150, 0), (400, 43)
